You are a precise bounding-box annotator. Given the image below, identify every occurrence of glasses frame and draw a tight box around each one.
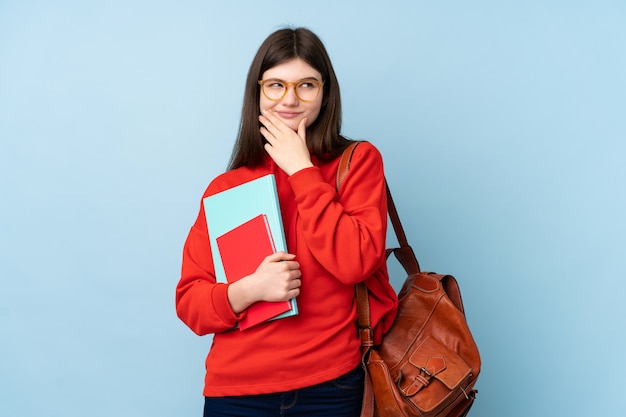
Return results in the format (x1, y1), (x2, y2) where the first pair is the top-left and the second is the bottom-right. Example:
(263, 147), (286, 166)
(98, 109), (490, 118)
(258, 78), (324, 102)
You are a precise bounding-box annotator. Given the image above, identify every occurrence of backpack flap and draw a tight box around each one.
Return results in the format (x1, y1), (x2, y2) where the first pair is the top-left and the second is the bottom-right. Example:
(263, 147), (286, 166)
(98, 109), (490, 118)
(399, 336), (472, 413)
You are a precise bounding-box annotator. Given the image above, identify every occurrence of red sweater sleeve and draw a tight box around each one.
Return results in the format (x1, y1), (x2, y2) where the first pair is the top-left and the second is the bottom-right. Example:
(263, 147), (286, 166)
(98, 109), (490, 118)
(288, 142), (388, 285)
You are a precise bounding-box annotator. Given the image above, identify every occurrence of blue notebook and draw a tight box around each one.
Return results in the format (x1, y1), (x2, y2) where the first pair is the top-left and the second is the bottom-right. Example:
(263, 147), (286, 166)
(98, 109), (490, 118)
(203, 174), (298, 324)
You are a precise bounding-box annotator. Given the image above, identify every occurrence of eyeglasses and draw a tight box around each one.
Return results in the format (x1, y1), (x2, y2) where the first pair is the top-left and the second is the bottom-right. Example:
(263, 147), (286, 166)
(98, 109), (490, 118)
(258, 78), (324, 102)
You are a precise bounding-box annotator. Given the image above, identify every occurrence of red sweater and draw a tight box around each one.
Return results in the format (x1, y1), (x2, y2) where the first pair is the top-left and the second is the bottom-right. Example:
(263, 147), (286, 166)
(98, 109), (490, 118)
(176, 141), (398, 396)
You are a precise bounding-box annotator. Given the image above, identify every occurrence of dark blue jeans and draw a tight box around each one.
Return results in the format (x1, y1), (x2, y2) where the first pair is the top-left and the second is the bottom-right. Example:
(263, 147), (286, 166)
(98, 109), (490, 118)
(203, 366), (364, 417)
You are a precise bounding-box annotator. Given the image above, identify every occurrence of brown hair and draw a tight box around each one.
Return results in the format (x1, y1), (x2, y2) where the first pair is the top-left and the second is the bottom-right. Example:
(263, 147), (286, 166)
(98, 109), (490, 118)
(227, 27), (351, 170)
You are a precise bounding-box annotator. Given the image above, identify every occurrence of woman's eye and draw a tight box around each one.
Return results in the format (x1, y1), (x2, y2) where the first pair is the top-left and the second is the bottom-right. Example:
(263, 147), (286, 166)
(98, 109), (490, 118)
(268, 82), (284, 89)
(299, 82), (314, 89)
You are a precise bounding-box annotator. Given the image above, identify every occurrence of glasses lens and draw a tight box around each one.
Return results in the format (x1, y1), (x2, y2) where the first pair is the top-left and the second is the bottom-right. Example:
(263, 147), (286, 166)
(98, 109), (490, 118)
(262, 81), (286, 100)
(295, 81), (320, 101)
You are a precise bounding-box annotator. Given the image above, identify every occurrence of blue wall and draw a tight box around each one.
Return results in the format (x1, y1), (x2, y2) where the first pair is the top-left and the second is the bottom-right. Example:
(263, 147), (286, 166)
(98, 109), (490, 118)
(1, 1), (624, 416)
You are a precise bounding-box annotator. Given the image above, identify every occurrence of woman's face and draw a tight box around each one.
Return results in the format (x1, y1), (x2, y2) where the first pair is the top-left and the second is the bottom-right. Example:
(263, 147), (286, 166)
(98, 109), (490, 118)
(259, 58), (324, 132)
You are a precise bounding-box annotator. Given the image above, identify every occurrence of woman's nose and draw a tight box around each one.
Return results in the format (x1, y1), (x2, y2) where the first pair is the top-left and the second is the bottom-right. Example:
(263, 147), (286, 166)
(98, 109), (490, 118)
(281, 85), (299, 105)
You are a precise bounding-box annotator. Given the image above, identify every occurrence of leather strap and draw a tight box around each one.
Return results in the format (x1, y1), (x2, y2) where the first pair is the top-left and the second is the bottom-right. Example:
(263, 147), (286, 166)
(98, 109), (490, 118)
(337, 141), (420, 329)
(336, 141), (359, 191)
(337, 142), (375, 349)
(338, 142), (419, 274)
(337, 142), (420, 417)
(355, 279), (373, 351)
(337, 142), (375, 417)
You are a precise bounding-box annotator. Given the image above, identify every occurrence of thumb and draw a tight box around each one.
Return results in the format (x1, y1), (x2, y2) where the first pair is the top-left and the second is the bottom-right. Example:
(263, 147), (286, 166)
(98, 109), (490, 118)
(266, 252), (296, 263)
(297, 118), (307, 141)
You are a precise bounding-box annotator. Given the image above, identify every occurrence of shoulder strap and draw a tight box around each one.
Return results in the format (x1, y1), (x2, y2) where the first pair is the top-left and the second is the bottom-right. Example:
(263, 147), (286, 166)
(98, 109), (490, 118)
(337, 142), (420, 276)
(337, 142), (374, 352)
(336, 142), (359, 191)
(336, 141), (421, 352)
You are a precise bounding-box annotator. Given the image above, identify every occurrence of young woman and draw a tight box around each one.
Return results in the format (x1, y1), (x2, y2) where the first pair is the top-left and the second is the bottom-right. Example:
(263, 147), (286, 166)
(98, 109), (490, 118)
(176, 27), (398, 417)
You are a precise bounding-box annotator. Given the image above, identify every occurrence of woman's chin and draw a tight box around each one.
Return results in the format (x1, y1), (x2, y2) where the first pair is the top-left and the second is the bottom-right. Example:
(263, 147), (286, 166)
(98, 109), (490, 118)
(278, 119), (301, 132)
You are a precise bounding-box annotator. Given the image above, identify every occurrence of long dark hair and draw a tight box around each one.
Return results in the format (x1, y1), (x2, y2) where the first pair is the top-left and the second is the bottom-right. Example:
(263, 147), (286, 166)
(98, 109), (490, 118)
(227, 27), (350, 170)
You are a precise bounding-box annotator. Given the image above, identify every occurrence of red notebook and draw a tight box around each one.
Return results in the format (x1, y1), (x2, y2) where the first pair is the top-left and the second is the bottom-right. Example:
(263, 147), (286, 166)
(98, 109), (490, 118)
(216, 214), (292, 330)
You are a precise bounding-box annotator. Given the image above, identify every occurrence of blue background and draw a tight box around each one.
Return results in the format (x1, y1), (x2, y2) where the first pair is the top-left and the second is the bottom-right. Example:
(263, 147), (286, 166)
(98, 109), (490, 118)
(1, 1), (624, 416)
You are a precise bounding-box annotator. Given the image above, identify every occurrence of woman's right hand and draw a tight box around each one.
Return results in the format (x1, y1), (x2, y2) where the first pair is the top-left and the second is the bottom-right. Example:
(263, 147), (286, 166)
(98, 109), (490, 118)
(227, 252), (302, 314)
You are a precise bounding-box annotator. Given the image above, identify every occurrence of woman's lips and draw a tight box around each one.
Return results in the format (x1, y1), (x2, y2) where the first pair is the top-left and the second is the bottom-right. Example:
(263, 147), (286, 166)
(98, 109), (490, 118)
(275, 111), (301, 119)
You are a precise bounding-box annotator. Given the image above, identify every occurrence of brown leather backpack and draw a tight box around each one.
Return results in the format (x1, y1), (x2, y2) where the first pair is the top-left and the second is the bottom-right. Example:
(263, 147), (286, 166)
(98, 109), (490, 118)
(338, 142), (481, 417)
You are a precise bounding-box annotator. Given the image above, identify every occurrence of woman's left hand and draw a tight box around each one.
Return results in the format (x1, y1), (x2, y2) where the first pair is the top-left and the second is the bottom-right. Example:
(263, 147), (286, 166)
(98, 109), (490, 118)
(260, 110), (314, 176)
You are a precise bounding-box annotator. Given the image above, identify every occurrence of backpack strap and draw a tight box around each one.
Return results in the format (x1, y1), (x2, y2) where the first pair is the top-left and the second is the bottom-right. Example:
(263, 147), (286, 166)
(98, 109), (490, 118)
(337, 142), (420, 275)
(336, 141), (360, 192)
